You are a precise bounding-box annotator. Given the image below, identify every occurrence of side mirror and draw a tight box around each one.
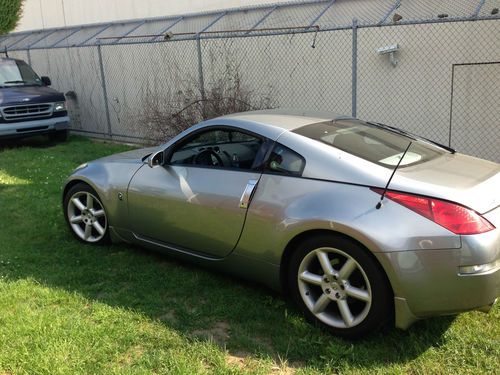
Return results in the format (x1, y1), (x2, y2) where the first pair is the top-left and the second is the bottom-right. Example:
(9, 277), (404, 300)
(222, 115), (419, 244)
(147, 150), (164, 168)
(41, 76), (51, 86)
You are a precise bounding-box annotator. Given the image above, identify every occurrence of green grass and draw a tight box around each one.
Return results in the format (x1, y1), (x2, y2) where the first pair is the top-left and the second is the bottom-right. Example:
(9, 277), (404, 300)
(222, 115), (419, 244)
(0, 136), (498, 374)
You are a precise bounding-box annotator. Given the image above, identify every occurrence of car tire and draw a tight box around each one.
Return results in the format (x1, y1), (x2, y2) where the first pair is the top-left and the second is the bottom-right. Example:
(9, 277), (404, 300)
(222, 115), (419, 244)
(49, 129), (69, 142)
(63, 182), (110, 245)
(289, 234), (392, 339)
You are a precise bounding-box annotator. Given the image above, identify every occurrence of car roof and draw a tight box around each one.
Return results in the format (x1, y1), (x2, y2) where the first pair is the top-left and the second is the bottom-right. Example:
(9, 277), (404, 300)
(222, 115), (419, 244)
(221, 109), (353, 131)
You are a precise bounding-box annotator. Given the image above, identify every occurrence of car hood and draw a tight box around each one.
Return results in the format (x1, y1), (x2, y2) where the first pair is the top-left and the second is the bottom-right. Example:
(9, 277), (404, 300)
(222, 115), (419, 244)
(391, 152), (500, 214)
(96, 146), (159, 164)
(0, 85), (65, 105)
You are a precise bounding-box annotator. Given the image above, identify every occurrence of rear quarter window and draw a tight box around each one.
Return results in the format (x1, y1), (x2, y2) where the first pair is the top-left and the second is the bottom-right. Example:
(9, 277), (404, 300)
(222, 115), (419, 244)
(265, 143), (305, 176)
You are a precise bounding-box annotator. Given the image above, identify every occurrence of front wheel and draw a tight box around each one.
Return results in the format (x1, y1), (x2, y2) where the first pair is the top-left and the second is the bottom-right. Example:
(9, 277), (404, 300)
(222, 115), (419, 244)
(288, 234), (392, 339)
(63, 183), (110, 244)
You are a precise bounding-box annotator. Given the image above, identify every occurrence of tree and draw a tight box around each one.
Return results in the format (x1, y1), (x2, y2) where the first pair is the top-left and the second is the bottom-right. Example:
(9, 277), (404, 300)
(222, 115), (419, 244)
(0, 0), (23, 35)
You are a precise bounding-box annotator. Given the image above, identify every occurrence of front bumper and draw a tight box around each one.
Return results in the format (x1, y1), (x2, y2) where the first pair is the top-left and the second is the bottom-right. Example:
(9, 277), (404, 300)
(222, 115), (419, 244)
(375, 206), (500, 329)
(0, 116), (70, 139)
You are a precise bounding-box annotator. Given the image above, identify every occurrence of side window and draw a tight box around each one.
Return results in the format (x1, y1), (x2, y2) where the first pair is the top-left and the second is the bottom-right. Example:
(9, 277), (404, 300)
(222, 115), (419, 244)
(170, 128), (263, 170)
(265, 143), (305, 176)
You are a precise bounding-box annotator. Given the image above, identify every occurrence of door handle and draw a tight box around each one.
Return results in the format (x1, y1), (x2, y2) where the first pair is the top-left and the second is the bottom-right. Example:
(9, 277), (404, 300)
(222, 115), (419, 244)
(239, 179), (258, 209)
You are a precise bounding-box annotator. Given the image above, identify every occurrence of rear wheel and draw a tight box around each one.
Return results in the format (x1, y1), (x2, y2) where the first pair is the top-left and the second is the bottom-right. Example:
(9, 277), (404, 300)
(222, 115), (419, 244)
(288, 234), (392, 338)
(64, 183), (109, 244)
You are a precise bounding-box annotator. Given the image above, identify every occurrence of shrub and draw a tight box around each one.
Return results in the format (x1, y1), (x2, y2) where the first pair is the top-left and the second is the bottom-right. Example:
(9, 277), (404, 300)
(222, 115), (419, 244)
(0, 0), (23, 35)
(137, 55), (275, 143)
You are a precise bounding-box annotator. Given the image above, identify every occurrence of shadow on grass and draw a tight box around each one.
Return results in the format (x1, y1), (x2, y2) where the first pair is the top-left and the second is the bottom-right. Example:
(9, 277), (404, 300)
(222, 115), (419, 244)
(0, 136), (455, 372)
(0, 134), (63, 150)
(1, 240), (455, 371)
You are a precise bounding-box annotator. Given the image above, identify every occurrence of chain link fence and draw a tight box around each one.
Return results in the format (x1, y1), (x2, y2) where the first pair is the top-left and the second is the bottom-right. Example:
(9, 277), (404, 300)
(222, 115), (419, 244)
(357, 20), (500, 153)
(1, 1), (499, 162)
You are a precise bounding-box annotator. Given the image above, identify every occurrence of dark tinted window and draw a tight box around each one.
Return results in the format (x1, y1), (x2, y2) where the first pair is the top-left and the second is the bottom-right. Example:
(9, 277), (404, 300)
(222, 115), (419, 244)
(294, 120), (444, 167)
(265, 143), (305, 176)
(170, 128), (263, 170)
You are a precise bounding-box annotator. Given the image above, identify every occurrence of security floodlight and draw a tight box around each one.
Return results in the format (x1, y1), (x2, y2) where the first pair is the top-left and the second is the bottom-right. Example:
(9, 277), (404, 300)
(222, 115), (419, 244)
(376, 44), (399, 67)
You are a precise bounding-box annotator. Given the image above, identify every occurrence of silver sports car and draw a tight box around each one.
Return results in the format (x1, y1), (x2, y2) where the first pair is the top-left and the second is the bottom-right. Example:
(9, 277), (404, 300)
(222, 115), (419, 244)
(63, 110), (500, 338)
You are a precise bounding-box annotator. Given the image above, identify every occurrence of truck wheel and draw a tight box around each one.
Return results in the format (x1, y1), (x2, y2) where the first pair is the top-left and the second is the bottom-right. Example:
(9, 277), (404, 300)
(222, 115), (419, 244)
(49, 129), (69, 142)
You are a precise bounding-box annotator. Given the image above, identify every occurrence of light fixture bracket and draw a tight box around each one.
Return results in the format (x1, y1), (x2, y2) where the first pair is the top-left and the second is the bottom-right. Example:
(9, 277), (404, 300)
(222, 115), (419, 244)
(376, 44), (400, 67)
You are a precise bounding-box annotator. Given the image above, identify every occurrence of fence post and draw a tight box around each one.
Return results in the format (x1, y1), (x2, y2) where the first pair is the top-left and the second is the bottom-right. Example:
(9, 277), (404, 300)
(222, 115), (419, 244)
(196, 35), (207, 117)
(351, 18), (358, 118)
(96, 43), (113, 138)
(27, 48), (32, 65)
(448, 64), (455, 147)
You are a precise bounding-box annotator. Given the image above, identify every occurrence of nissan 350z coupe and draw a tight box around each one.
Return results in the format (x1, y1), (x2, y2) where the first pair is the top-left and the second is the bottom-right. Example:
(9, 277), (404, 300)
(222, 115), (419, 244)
(63, 110), (499, 338)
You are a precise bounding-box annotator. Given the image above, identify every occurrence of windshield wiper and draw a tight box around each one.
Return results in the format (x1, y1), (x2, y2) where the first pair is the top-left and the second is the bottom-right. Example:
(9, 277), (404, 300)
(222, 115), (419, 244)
(2, 80), (42, 87)
(3, 80), (28, 85)
(368, 122), (455, 154)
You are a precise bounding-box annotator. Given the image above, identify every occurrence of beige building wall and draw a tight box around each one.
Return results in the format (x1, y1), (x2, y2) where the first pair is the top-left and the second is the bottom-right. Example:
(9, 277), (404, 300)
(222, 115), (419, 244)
(15, 0), (293, 31)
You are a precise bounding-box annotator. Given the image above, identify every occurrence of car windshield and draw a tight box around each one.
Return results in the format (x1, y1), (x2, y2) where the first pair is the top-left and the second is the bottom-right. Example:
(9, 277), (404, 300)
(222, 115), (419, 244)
(0, 60), (42, 87)
(293, 119), (444, 167)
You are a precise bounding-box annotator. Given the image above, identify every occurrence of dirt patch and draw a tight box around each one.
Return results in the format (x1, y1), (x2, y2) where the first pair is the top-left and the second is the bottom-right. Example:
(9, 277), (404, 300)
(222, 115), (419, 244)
(192, 321), (230, 345)
(226, 351), (300, 374)
(157, 310), (176, 323)
(270, 366), (297, 375)
(226, 350), (249, 369)
(254, 335), (274, 351)
(117, 345), (144, 366)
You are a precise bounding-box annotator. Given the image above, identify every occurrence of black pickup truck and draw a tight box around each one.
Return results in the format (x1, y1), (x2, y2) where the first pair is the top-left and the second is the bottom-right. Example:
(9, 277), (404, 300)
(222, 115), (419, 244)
(0, 57), (69, 141)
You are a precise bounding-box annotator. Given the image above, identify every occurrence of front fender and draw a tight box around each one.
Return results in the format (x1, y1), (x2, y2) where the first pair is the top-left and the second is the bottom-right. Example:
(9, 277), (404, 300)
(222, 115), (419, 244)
(63, 161), (144, 229)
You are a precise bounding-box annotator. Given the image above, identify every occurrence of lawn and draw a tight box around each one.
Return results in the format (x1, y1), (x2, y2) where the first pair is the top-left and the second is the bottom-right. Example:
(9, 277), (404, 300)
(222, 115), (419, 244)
(0, 136), (498, 374)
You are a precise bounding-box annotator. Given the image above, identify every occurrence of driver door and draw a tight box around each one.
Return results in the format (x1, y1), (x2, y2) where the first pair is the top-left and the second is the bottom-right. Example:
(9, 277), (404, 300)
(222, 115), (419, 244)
(127, 127), (266, 258)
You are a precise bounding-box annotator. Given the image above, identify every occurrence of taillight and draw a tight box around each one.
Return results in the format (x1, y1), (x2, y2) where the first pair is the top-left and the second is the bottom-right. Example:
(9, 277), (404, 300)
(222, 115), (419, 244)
(371, 188), (495, 235)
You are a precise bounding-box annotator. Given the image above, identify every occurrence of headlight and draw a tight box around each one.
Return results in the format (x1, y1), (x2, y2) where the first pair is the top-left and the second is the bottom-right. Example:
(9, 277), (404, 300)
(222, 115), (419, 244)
(54, 102), (66, 112)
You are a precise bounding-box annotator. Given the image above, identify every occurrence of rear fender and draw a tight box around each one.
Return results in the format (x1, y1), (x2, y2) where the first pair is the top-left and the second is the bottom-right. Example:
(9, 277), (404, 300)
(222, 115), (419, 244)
(235, 174), (460, 265)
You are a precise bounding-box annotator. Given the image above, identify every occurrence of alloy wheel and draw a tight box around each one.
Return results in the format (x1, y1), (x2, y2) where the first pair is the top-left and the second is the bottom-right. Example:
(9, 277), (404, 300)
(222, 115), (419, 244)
(67, 191), (107, 243)
(297, 247), (372, 329)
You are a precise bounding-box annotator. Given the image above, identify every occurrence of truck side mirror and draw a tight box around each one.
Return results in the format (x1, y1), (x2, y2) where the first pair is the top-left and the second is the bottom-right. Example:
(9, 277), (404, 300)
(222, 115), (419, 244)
(41, 76), (51, 86)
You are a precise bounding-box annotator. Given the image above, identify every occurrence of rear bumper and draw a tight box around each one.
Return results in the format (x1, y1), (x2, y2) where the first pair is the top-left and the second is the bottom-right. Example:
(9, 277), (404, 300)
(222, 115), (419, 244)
(375, 222), (500, 329)
(0, 116), (70, 139)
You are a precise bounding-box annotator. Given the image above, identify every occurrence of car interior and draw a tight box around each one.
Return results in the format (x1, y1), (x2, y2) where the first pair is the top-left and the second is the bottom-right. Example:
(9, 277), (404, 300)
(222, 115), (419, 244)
(169, 129), (263, 169)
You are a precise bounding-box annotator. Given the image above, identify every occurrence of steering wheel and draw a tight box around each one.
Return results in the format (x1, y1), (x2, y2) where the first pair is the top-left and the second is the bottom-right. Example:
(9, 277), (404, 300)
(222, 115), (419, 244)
(194, 149), (224, 167)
